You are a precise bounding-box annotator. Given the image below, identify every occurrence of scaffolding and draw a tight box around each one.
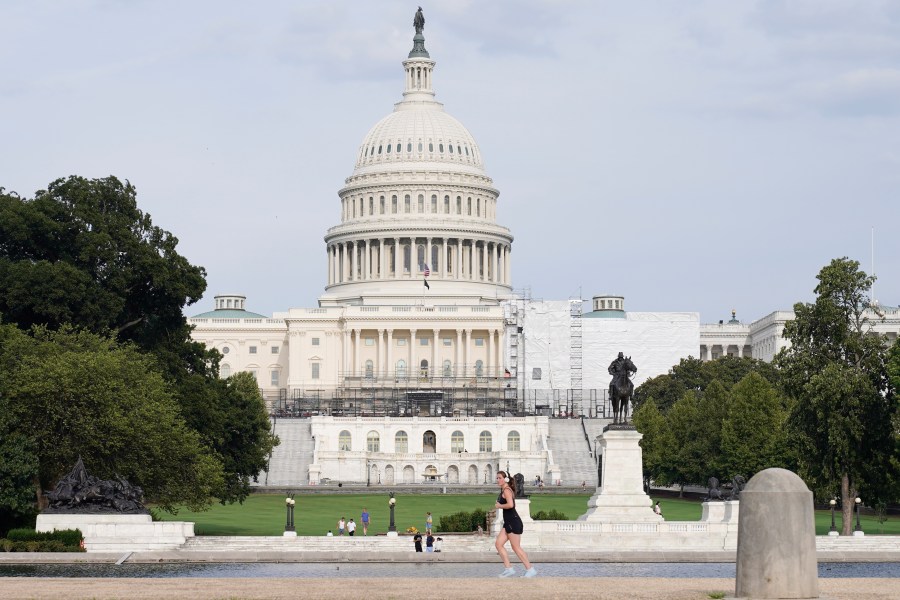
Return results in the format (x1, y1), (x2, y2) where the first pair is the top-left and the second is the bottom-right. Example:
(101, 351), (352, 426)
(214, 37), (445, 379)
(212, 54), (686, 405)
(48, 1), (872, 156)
(569, 299), (583, 416)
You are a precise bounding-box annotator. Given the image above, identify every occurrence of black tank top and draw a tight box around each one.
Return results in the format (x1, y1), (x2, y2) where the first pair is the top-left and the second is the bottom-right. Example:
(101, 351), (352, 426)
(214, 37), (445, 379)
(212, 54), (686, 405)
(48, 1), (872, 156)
(497, 487), (520, 521)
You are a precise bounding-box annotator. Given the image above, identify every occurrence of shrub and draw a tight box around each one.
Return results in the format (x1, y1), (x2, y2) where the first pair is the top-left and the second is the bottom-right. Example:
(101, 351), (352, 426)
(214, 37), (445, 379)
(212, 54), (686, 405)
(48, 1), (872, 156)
(438, 508), (487, 532)
(531, 509), (568, 520)
(6, 528), (83, 547)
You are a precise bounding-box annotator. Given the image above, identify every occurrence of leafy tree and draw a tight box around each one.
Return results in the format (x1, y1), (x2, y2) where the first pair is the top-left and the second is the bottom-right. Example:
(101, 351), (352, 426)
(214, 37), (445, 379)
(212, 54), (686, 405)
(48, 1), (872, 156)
(778, 258), (899, 534)
(0, 323), (223, 512)
(666, 391), (708, 493)
(635, 355), (779, 414)
(695, 379), (731, 478)
(632, 399), (676, 489)
(720, 372), (792, 478)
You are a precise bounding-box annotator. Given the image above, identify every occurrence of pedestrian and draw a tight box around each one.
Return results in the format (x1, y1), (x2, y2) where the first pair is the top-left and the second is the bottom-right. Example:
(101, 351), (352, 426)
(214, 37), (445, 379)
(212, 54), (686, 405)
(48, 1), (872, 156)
(653, 501), (662, 516)
(338, 516), (345, 535)
(413, 531), (423, 552)
(326, 530), (333, 537)
(581, 480), (586, 491)
(425, 512), (433, 535)
(494, 470), (537, 578)
(425, 532), (434, 552)
(361, 508), (370, 536)
(434, 537), (443, 552)
(348, 518), (356, 536)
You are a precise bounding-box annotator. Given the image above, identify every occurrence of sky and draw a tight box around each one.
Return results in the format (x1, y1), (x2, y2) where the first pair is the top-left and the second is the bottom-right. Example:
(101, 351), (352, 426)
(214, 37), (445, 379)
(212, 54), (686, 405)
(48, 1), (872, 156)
(2, 0), (899, 324)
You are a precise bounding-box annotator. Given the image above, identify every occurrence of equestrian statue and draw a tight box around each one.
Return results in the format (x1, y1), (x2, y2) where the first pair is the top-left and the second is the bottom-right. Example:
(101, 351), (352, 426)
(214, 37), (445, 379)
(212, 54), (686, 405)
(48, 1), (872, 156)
(608, 352), (637, 424)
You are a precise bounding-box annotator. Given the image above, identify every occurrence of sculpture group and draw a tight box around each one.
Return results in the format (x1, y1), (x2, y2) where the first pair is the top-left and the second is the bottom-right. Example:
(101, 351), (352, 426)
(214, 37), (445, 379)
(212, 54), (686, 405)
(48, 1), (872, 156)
(608, 352), (637, 424)
(45, 457), (146, 513)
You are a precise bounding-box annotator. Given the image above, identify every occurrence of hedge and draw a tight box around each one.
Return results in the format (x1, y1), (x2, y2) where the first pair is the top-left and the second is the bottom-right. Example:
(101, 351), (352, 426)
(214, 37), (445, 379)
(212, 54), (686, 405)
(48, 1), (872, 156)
(3, 528), (84, 551)
(438, 508), (488, 532)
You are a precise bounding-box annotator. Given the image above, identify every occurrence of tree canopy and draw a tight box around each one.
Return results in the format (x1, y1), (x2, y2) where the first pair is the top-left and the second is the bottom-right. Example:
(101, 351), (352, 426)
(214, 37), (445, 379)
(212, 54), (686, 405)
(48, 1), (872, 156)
(777, 257), (899, 534)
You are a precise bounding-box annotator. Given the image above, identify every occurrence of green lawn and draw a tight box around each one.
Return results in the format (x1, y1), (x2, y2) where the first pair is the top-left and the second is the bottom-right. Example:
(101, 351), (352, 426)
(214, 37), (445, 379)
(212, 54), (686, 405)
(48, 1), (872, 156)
(153, 493), (900, 537)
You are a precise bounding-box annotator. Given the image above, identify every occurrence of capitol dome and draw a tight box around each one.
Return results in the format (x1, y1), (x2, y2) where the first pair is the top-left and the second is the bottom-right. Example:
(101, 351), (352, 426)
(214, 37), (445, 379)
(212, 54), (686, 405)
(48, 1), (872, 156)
(320, 18), (513, 307)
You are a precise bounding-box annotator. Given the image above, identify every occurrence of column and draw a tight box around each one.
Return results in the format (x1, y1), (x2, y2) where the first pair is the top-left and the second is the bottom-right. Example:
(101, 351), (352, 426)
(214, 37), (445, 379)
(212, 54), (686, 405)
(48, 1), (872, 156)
(487, 328), (493, 375)
(432, 328), (439, 377)
(506, 245), (511, 285)
(409, 329), (417, 375)
(463, 329), (472, 376)
(492, 242), (499, 283)
(481, 240), (488, 281)
(350, 241), (357, 281)
(455, 240), (462, 280)
(387, 330), (394, 377)
(379, 238), (386, 279)
(394, 237), (401, 279)
(377, 329), (385, 377)
(455, 329), (462, 377)
(288, 330), (303, 388)
(353, 329), (361, 377)
(342, 330), (350, 378)
(344, 242), (351, 282)
(363, 240), (370, 280)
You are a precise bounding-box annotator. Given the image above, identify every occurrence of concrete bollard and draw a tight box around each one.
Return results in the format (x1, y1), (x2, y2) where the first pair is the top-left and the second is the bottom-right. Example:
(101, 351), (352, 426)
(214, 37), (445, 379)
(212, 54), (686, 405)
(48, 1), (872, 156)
(735, 468), (818, 599)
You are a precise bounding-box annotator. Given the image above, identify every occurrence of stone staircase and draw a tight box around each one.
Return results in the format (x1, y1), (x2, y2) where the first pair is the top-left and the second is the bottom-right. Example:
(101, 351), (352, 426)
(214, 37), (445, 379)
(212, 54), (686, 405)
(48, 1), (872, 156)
(546, 418), (609, 487)
(261, 418), (314, 486)
(181, 534), (494, 553)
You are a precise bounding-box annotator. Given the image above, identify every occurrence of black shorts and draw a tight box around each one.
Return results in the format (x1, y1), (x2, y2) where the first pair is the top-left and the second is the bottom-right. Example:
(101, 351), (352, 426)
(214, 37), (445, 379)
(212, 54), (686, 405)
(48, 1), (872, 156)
(503, 517), (524, 535)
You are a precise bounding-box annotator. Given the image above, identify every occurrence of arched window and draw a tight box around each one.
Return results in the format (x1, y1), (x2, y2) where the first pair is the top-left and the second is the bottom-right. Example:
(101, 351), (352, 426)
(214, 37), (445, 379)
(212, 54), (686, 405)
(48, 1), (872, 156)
(467, 197), (472, 215)
(380, 196), (385, 214)
(456, 196), (462, 214)
(417, 194), (424, 213)
(417, 245), (425, 270)
(396, 359), (407, 378)
(475, 359), (484, 377)
(428, 142), (434, 152)
(339, 430), (352, 452)
(403, 244), (411, 272)
(451, 431), (464, 453)
(220, 364), (231, 378)
(395, 430), (409, 453)
(431, 194), (437, 212)
(443, 360), (452, 377)
(507, 430), (521, 451)
(392, 195), (398, 213)
(367, 431), (380, 452)
(476, 198), (481, 217)
(479, 431), (492, 452)
(369, 197), (374, 215)
(365, 359), (374, 378)
(431, 246), (439, 272)
(420, 359), (429, 378)
(444, 195), (450, 213)
(404, 195), (411, 213)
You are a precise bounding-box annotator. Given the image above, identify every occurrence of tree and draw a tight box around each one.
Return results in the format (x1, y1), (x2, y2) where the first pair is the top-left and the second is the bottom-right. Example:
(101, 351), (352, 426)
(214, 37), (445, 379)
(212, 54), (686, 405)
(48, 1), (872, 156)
(720, 372), (792, 479)
(778, 258), (899, 535)
(666, 391), (708, 493)
(0, 323), (223, 512)
(632, 399), (676, 490)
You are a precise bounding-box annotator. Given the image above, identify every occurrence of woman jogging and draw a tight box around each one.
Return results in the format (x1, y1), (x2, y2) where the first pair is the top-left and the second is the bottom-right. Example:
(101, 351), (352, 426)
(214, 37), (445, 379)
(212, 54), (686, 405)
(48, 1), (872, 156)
(494, 471), (537, 578)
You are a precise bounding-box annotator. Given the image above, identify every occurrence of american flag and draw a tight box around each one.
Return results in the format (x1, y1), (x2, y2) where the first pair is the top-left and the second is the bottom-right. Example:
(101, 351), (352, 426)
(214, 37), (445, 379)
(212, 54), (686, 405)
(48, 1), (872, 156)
(423, 264), (430, 277)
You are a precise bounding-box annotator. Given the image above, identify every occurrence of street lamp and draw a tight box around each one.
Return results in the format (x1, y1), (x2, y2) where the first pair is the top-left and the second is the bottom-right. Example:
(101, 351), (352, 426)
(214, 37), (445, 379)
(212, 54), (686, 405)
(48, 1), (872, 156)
(284, 493), (296, 537)
(829, 498), (838, 535)
(388, 493), (397, 535)
(854, 497), (863, 535)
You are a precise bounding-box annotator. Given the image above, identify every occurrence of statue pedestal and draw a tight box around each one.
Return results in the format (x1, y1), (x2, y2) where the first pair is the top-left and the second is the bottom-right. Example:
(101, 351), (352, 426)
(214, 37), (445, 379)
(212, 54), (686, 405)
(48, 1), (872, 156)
(36, 513), (194, 552)
(578, 428), (661, 523)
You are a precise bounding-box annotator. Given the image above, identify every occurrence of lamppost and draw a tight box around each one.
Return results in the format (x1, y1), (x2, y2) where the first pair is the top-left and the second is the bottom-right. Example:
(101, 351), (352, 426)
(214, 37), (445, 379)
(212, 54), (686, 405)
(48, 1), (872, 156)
(367, 460), (371, 487)
(283, 493), (296, 537)
(387, 493), (397, 537)
(854, 497), (863, 536)
(829, 498), (838, 536)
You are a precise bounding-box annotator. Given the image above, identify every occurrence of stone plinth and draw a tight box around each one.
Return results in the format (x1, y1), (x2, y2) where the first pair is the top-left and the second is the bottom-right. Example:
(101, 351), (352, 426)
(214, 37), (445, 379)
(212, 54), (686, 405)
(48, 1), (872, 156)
(492, 498), (532, 533)
(36, 513), (194, 552)
(735, 468), (818, 599)
(579, 428), (662, 523)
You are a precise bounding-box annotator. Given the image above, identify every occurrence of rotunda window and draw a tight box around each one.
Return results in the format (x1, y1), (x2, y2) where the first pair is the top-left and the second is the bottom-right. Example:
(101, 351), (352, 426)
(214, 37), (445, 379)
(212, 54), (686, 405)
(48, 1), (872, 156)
(408, 142), (412, 152)
(386, 144), (391, 154)
(456, 196), (462, 214)
(457, 145), (462, 154)
(396, 143), (401, 153)
(465, 146), (469, 156)
(444, 195), (450, 213)
(418, 142), (423, 152)
(404, 195), (411, 213)
(439, 143), (444, 153)
(417, 194), (424, 212)
(378, 145), (382, 154)
(392, 195), (398, 214)
(431, 246), (439, 271)
(380, 196), (385, 214)
(428, 142), (434, 152)
(417, 245), (425, 268)
(448, 144), (453, 154)
(431, 195), (437, 212)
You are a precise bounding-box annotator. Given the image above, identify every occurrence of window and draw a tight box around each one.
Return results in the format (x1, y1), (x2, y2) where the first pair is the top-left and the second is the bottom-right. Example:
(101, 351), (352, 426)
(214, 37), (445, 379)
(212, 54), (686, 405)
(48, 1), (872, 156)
(456, 196), (462, 214)
(312, 362), (320, 379)
(222, 346), (230, 354)
(475, 360), (484, 376)
(442, 338), (451, 346)
(451, 431), (464, 453)
(420, 337), (429, 346)
(392, 195), (398, 213)
(431, 194), (437, 212)
(249, 346), (257, 354)
(420, 359), (429, 377)
(365, 359), (374, 378)
(395, 431), (409, 453)
(248, 369), (258, 380)
(474, 338), (485, 347)
(432, 246), (439, 271)
(418, 142), (423, 152)
(364, 337), (375, 346)
(397, 338), (407, 346)
(417, 245), (425, 270)
(408, 142), (412, 152)
(479, 431), (492, 452)
(312, 337), (320, 346)
(369, 197), (374, 215)
(271, 346), (279, 354)
(449, 144), (454, 154)
(271, 370), (279, 387)
(476, 198), (481, 216)
(507, 431), (520, 451)
(417, 194), (424, 213)
(339, 430), (352, 452)
(367, 431), (380, 452)
(380, 196), (385, 214)
(220, 363), (231, 378)
(443, 360), (452, 376)
(403, 244), (411, 272)
(467, 198), (472, 215)
(386, 143), (391, 154)
(444, 195), (450, 213)
(404, 195), (411, 213)
(428, 142), (434, 152)
(395, 143), (401, 153)
(396, 359), (407, 377)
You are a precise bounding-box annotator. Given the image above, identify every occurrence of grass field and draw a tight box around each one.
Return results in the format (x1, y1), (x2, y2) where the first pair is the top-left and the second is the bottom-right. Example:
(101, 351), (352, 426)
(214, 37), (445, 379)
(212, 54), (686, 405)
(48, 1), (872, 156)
(154, 493), (900, 537)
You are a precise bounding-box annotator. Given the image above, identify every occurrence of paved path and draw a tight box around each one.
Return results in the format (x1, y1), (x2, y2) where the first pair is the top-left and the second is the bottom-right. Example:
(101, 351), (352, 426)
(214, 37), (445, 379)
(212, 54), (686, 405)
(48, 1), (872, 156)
(0, 577), (896, 599)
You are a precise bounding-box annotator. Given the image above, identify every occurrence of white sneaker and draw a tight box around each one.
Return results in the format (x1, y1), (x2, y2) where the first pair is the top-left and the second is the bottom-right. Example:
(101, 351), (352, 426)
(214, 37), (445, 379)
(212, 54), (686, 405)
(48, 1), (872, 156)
(499, 567), (517, 577)
(523, 567), (537, 578)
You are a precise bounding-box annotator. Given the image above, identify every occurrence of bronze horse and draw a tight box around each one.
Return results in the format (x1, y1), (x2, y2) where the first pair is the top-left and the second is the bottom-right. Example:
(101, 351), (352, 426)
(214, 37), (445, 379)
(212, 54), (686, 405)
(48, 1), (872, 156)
(610, 356), (636, 424)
